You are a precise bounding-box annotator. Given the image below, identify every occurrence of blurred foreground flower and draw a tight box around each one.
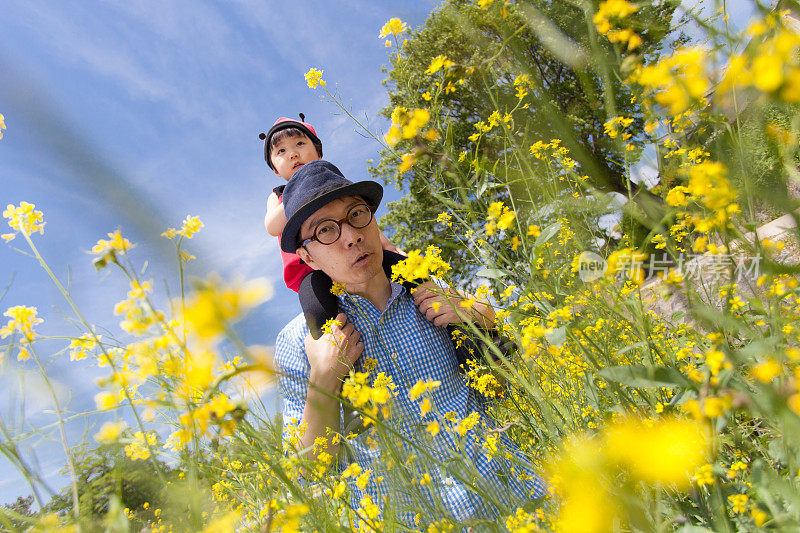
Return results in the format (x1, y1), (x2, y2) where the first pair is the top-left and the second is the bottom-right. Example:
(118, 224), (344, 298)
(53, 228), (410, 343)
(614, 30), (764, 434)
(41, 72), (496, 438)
(551, 416), (710, 531)
(94, 421), (127, 443)
(181, 277), (273, 342)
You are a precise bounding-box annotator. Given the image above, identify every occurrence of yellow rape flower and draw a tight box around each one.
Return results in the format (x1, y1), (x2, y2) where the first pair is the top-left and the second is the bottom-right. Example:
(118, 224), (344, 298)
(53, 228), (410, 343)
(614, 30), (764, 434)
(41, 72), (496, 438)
(692, 464), (715, 486)
(94, 421), (127, 443)
(181, 277), (272, 340)
(425, 55), (454, 75)
(728, 494), (749, 514)
(0, 113), (5, 139)
(69, 333), (99, 361)
(178, 215), (203, 238)
(605, 417), (710, 488)
(304, 68), (326, 89)
(1, 305), (43, 342)
(409, 378), (441, 400)
(3, 202), (45, 242)
(379, 18), (407, 38)
(751, 358), (781, 383)
(92, 229), (133, 257)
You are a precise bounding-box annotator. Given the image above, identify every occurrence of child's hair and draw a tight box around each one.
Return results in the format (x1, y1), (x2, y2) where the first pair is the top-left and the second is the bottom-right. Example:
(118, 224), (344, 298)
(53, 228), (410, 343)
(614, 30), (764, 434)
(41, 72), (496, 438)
(268, 127), (323, 160)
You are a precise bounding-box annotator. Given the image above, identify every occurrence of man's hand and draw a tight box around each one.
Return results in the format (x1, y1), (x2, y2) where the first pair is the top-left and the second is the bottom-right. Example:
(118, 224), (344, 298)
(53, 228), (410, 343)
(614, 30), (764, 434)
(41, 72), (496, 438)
(413, 281), (495, 329)
(305, 313), (363, 395)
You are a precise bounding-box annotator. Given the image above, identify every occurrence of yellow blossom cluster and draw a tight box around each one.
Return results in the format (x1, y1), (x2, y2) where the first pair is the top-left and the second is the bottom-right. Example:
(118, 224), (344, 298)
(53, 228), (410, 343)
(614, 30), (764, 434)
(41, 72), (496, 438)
(468, 110), (513, 142)
(2, 201), (45, 242)
(391, 245), (451, 284)
(425, 54), (455, 75)
(605, 247), (648, 284)
(383, 106), (432, 146)
(665, 160), (739, 232)
(181, 277), (272, 341)
(161, 215), (204, 240)
(485, 201), (516, 236)
(124, 431), (158, 460)
(304, 68), (326, 89)
(91, 229), (134, 269)
(719, 14), (800, 101)
(593, 0), (642, 50)
(551, 416), (709, 531)
(341, 371), (396, 425)
(603, 116), (633, 139)
(633, 47), (710, 116)
(1, 305), (43, 343)
(379, 18), (407, 39)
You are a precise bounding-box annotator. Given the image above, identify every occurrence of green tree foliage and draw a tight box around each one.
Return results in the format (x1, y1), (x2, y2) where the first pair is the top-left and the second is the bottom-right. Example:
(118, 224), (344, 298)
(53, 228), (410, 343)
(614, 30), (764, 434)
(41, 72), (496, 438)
(0, 495), (36, 530)
(41, 442), (174, 528)
(374, 0), (684, 280)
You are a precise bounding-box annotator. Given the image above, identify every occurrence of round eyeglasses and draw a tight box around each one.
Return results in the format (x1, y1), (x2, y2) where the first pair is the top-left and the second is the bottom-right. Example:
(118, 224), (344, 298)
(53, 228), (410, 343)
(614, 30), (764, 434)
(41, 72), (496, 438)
(301, 203), (373, 247)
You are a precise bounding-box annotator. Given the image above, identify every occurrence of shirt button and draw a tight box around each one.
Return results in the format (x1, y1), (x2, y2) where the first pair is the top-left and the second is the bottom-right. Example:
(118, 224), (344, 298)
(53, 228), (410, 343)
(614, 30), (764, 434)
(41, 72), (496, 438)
(391, 352), (398, 360)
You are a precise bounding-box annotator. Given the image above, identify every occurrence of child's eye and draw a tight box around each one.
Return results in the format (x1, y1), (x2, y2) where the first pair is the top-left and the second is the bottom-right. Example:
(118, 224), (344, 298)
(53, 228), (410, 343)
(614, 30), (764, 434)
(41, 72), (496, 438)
(297, 140), (305, 146)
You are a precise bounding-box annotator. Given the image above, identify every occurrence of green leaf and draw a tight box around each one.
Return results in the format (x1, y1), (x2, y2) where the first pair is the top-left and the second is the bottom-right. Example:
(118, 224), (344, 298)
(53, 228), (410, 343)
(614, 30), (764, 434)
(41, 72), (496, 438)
(546, 326), (566, 347)
(534, 222), (561, 248)
(598, 365), (690, 389)
(476, 268), (506, 279)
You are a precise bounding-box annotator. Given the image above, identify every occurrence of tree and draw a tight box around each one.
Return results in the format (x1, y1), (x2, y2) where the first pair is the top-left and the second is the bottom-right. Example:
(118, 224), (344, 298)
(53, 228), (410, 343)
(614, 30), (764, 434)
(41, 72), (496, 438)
(0, 495), (36, 530)
(41, 442), (175, 528)
(373, 0), (685, 281)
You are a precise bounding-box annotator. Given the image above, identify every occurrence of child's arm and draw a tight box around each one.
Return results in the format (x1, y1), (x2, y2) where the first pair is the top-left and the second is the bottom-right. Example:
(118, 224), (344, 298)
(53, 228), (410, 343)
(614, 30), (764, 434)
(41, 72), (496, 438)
(265, 192), (287, 237)
(380, 231), (406, 256)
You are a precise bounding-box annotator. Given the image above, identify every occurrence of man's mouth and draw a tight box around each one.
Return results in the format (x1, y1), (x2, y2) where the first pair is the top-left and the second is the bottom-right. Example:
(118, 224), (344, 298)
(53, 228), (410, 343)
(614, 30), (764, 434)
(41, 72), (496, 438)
(353, 252), (371, 266)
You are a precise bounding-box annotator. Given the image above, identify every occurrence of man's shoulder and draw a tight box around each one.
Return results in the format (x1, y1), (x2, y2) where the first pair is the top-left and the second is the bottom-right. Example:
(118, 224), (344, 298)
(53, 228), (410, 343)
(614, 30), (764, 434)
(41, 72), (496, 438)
(276, 313), (308, 346)
(275, 313), (309, 373)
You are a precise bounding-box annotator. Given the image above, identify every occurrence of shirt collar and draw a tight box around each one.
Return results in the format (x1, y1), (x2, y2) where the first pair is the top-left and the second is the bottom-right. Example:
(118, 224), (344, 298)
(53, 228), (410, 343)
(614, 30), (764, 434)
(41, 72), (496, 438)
(338, 281), (407, 311)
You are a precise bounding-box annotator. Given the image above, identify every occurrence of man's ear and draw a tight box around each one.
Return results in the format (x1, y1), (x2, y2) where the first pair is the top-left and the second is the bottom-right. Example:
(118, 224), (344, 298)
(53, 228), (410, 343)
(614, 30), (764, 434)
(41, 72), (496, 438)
(296, 246), (319, 270)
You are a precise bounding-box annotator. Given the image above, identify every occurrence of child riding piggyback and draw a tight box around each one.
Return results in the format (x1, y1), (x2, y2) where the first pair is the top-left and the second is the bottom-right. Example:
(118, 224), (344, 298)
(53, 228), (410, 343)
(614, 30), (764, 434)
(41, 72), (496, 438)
(259, 115), (407, 338)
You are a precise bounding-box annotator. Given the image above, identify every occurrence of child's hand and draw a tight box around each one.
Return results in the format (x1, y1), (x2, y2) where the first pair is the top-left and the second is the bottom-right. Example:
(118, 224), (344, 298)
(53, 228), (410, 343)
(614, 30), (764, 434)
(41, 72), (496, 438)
(305, 313), (363, 394)
(413, 281), (495, 328)
(412, 281), (466, 327)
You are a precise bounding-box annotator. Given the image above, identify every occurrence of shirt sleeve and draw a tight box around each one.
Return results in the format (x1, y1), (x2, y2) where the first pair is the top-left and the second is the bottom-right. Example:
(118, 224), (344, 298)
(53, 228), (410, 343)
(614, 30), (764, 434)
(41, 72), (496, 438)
(274, 319), (311, 445)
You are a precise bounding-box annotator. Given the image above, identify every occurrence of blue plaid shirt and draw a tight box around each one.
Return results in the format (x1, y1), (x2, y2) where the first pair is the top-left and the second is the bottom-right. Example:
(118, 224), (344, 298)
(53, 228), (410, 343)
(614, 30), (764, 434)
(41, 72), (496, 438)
(275, 282), (545, 524)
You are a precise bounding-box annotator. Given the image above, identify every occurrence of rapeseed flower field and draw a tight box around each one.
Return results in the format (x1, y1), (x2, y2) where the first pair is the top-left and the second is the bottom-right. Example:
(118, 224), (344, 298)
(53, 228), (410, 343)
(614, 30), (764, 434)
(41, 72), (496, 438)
(3, 1), (800, 531)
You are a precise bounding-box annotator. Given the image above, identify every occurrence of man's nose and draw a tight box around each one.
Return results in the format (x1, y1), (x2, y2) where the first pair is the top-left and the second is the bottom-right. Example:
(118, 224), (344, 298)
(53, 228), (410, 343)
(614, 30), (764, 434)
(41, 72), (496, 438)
(340, 221), (364, 247)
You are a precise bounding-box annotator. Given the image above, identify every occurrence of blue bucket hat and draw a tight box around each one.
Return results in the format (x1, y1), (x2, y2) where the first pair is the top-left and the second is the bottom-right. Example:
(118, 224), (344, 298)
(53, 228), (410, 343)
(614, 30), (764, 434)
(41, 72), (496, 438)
(280, 160), (383, 253)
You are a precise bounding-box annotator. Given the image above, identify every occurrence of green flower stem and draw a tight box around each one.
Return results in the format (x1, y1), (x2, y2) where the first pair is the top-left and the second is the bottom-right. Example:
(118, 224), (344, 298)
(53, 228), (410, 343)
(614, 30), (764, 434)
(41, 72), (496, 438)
(20, 231), (167, 484)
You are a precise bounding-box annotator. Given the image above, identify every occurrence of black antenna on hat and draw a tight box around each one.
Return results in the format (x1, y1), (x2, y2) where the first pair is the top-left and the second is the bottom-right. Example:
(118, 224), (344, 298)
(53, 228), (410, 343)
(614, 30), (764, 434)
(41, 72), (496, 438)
(299, 113), (305, 122)
(258, 132), (266, 140)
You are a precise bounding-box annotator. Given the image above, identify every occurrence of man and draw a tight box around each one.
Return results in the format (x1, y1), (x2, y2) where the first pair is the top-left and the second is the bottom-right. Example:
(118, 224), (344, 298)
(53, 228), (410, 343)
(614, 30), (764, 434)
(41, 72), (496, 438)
(274, 160), (545, 525)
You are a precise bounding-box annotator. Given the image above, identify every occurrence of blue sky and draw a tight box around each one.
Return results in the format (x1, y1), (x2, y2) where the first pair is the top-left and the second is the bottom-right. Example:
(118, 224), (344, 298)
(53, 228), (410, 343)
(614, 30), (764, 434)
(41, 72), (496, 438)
(0, 0), (760, 508)
(0, 0), (437, 505)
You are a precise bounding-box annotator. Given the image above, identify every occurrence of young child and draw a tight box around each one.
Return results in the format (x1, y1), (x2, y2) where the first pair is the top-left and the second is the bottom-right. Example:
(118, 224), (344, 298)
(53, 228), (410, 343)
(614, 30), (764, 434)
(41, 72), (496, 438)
(259, 115), (407, 339)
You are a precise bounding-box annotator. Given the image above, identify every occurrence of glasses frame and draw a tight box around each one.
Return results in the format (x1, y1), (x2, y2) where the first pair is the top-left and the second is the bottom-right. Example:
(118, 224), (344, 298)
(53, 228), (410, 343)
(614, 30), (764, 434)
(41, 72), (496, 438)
(300, 203), (374, 248)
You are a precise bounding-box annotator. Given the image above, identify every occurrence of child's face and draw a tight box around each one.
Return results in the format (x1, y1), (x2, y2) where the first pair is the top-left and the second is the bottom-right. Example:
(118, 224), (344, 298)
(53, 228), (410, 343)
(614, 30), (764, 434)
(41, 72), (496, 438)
(270, 133), (321, 181)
